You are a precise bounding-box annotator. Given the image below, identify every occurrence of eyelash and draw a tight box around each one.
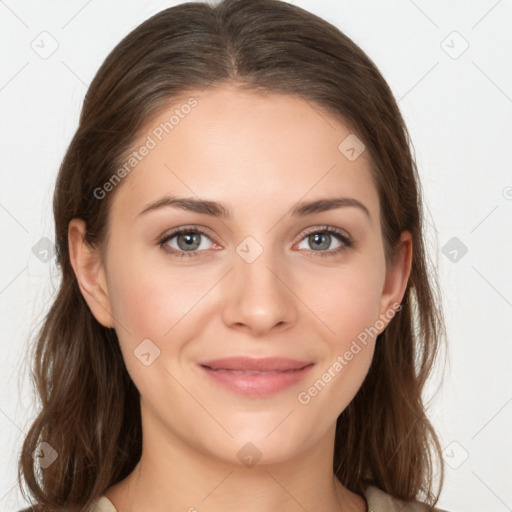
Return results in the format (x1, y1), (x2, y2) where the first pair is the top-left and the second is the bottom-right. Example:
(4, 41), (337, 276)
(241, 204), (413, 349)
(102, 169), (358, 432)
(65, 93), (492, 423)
(158, 225), (353, 259)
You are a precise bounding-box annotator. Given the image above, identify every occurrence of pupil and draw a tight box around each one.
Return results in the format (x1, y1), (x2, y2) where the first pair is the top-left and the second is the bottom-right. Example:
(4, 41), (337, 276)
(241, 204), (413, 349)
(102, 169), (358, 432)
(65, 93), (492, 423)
(179, 233), (200, 250)
(310, 233), (330, 251)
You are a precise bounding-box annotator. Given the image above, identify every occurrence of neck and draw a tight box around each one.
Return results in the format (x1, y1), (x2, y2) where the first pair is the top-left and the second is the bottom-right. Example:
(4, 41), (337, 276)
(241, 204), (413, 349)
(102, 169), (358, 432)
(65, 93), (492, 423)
(105, 401), (366, 512)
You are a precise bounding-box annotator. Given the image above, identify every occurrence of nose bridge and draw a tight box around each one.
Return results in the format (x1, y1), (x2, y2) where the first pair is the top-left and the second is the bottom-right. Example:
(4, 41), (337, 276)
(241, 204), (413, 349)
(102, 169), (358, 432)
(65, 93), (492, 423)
(221, 235), (297, 334)
(235, 244), (281, 296)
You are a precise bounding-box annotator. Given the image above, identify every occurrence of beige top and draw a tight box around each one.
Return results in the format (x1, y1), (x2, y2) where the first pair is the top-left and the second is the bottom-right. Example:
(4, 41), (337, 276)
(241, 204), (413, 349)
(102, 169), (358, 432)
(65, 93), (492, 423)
(89, 485), (450, 512)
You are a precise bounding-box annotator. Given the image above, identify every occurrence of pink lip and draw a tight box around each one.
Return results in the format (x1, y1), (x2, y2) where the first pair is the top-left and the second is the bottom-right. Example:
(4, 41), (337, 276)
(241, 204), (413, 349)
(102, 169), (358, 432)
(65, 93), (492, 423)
(198, 357), (314, 397)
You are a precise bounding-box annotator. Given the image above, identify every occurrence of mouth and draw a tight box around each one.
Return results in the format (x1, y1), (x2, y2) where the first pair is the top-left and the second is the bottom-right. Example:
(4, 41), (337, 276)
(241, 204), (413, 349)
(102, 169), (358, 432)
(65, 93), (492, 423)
(198, 357), (314, 397)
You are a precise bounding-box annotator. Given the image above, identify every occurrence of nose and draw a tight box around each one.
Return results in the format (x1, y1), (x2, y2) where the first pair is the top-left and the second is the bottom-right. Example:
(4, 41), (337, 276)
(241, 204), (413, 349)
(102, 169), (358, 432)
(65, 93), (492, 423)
(221, 246), (299, 337)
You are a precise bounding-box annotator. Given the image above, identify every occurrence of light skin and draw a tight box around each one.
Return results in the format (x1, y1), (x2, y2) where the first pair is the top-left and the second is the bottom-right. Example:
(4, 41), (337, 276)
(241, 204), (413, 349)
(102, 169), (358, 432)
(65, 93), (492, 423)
(69, 84), (412, 512)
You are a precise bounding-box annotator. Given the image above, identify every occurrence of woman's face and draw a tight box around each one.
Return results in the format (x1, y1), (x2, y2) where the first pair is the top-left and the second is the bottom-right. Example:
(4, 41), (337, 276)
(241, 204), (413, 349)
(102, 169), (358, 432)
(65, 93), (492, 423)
(72, 84), (410, 466)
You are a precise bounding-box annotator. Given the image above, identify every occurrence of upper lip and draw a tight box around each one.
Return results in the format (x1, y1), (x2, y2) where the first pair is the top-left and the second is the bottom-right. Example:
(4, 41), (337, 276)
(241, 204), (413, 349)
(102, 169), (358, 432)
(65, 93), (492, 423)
(199, 357), (313, 372)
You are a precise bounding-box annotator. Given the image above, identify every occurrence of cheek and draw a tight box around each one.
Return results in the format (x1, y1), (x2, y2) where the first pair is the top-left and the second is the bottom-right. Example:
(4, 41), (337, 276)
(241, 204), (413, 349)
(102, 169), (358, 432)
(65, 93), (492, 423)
(106, 260), (203, 392)
(295, 250), (385, 408)
(296, 270), (381, 422)
(304, 256), (386, 345)
(106, 251), (208, 339)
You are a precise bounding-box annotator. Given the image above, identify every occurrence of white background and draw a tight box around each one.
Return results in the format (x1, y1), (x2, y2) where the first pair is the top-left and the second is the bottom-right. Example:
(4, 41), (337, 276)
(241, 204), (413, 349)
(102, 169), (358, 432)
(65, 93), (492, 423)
(1, 1), (511, 511)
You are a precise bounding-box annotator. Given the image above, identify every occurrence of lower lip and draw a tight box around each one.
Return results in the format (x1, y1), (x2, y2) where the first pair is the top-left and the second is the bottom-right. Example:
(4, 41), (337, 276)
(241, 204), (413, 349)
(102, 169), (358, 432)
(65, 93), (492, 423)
(199, 364), (314, 397)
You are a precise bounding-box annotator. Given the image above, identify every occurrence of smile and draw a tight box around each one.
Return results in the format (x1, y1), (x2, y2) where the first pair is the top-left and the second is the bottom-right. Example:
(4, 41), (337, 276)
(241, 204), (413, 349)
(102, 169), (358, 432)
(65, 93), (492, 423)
(198, 357), (314, 397)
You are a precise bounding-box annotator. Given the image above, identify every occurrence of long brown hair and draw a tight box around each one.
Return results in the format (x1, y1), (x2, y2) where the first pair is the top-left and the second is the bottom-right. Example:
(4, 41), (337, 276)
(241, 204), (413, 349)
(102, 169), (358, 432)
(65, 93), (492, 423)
(18, 1), (446, 510)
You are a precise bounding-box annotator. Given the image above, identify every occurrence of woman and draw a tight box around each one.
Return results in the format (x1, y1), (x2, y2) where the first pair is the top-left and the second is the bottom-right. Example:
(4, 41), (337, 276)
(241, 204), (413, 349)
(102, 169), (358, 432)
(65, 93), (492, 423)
(17, 1), (449, 511)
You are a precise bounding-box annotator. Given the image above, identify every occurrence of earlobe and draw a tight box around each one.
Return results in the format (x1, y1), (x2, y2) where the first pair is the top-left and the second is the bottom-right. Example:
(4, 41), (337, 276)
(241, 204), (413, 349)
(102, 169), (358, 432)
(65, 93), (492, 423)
(378, 231), (413, 330)
(68, 218), (114, 328)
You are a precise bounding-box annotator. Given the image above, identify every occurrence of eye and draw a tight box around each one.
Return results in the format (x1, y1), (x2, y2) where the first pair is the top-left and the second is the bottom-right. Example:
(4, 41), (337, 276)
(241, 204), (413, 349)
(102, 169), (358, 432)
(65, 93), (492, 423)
(158, 225), (353, 259)
(296, 226), (353, 257)
(158, 226), (218, 258)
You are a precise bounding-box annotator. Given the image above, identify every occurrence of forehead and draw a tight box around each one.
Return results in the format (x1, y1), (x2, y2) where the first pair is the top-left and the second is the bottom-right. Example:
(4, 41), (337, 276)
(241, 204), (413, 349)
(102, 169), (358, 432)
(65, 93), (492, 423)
(110, 84), (378, 222)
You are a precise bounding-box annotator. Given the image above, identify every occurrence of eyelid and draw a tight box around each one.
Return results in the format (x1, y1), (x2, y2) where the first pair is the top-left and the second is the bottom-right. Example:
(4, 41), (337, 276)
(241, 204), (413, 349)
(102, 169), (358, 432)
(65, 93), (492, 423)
(299, 225), (352, 241)
(158, 225), (220, 257)
(158, 224), (216, 243)
(158, 224), (354, 258)
(294, 225), (353, 257)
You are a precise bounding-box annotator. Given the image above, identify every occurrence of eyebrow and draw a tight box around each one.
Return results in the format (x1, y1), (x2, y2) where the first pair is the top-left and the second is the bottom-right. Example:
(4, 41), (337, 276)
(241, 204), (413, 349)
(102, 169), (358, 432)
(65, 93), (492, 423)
(137, 195), (371, 221)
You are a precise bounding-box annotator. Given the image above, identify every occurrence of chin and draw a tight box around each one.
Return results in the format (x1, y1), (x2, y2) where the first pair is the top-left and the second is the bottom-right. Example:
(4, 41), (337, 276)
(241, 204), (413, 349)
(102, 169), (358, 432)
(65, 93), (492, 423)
(199, 420), (319, 468)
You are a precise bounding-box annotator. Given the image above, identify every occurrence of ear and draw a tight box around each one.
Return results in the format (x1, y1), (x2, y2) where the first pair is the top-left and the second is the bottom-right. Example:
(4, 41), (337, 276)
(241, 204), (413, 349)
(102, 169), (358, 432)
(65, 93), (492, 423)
(68, 218), (114, 328)
(377, 230), (413, 328)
